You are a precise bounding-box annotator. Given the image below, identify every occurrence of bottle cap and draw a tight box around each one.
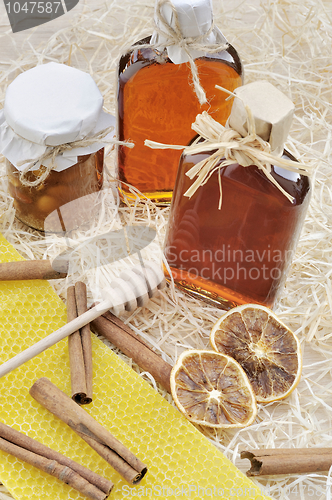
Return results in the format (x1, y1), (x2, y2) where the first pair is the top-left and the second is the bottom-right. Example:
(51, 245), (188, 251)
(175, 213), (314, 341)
(151, 0), (227, 64)
(0, 62), (115, 172)
(228, 81), (295, 156)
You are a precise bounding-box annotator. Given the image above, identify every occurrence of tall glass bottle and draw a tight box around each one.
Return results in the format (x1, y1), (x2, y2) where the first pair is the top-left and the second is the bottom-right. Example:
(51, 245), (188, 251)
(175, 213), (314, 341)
(117, 0), (243, 202)
(164, 81), (311, 309)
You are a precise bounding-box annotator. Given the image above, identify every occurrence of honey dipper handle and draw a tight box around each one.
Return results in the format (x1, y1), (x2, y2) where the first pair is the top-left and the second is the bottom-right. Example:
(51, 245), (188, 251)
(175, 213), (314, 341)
(0, 261), (165, 378)
(0, 299), (113, 379)
(0, 260), (68, 280)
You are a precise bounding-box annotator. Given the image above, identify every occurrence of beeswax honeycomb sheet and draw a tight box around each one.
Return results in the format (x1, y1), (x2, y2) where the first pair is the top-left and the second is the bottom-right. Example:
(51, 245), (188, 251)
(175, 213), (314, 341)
(0, 233), (270, 500)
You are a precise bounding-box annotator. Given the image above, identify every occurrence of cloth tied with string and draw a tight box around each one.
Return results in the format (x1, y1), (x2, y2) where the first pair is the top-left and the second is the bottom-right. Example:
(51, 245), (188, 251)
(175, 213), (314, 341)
(0, 63), (135, 188)
(133, 0), (229, 105)
(17, 126), (133, 188)
(145, 109), (312, 209)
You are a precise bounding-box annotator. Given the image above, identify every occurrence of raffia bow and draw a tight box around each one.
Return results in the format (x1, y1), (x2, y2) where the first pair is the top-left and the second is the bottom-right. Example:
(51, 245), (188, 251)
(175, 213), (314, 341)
(17, 126), (134, 188)
(132, 0), (228, 105)
(145, 110), (312, 208)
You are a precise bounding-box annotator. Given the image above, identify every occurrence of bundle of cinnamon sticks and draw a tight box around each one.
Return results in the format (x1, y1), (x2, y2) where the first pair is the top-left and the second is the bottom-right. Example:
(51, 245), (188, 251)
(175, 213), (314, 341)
(0, 421), (113, 500)
(30, 377), (147, 485)
(66, 282), (173, 404)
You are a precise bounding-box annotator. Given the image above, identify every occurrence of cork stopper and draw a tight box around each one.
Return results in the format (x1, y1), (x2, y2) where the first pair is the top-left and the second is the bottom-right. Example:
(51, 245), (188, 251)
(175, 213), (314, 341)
(228, 81), (295, 156)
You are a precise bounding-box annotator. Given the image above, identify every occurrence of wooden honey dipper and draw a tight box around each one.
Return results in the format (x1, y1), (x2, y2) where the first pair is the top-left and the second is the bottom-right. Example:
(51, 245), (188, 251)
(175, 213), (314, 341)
(0, 260), (166, 378)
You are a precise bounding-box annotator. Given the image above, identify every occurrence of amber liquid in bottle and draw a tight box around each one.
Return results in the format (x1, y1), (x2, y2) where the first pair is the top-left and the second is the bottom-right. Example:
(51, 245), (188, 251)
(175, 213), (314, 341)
(165, 149), (310, 309)
(7, 148), (104, 232)
(118, 37), (243, 202)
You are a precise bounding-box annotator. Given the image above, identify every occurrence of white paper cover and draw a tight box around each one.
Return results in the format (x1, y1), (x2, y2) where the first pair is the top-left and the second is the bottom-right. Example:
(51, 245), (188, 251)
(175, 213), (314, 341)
(0, 62), (115, 172)
(228, 81), (295, 156)
(150, 0), (227, 64)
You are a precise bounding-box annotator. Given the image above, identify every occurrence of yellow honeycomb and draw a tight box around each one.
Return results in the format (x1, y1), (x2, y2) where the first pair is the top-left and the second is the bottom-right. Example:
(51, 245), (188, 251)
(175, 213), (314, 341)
(0, 232), (271, 500)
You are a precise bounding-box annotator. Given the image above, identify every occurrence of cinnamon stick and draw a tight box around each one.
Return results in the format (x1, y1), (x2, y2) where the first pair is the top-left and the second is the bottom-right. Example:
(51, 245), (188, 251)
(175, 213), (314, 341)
(30, 377), (147, 484)
(75, 282), (93, 403)
(0, 421), (113, 500)
(0, 260), (68, 280)
(67, 284), (93, 404)
(241, 448), (332, 476)
(90, 311), (172, 393)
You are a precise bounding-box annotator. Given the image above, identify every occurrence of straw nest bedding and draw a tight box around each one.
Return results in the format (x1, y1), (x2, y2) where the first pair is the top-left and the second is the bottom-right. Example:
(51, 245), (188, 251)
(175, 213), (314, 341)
(0, 0), (332, 498)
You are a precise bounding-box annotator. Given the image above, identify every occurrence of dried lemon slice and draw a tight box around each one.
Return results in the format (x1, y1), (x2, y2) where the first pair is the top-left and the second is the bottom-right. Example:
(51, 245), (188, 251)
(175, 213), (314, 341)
(210, 304), (302, 403)
(170, 350), (257, 428)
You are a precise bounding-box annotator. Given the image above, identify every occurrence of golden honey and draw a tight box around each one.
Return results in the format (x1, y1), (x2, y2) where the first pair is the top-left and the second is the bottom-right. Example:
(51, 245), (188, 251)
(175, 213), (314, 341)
(165, 149), (311, 309)
(7, 149), (104, 232)
(118, 37), (242, 202)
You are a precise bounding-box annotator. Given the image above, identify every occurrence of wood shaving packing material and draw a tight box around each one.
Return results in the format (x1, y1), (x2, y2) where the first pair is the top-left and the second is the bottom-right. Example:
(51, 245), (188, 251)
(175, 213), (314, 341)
(0, 233), (271, 500)
(0, 0), (331, 498)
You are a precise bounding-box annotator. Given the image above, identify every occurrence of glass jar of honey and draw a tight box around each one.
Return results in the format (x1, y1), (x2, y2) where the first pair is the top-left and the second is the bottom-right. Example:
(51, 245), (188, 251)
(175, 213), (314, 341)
(0, 63), (114, 232)
(117, 0), (243, 203)
(6, 150), (104, 232)
(164, 81), (311, 309)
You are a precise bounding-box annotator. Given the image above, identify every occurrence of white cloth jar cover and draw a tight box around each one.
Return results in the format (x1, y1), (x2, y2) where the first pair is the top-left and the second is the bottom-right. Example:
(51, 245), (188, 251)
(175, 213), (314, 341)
(150, 0), (227, 64)
(0, 62), (115, 172)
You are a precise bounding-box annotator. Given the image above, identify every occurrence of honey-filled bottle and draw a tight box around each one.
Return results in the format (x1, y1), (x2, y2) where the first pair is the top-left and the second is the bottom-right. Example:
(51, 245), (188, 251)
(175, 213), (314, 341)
(164, 81), (311, 309)
(117, 0), (243, 202)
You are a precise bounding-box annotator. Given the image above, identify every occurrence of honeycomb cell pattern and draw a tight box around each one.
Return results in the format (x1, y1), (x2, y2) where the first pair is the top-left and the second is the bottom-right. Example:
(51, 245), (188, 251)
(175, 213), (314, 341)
(0, 233), (270, 500)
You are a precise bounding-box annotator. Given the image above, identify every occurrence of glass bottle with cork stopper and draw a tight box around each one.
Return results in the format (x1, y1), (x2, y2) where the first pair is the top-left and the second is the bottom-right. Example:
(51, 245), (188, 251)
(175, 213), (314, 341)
(117, 0), (243, 203)
(0, 63), (115, 232)
(164, 81), (311, 309)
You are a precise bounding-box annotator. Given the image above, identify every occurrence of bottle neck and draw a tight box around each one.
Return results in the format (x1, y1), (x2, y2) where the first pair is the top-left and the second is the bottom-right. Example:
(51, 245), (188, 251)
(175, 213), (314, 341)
(151, 0), (226, 65)
(154, 0), (213, 39)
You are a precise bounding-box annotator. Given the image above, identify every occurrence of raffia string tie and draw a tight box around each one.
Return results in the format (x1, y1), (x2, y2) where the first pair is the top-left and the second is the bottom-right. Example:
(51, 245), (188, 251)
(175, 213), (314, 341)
(145, 110), (312, 208)
(132, 0), (228, 105)
(16, 126), (134, 188)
